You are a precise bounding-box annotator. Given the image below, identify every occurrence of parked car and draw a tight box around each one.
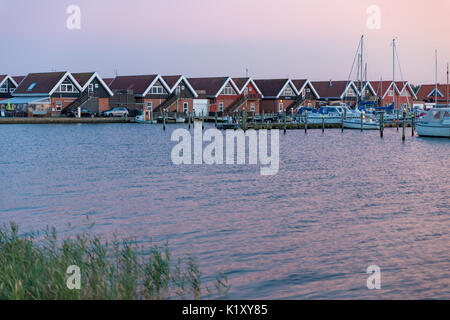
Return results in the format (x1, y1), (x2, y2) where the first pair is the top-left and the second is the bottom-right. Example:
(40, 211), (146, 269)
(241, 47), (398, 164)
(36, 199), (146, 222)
(66, 108), (96, 118)
(102, 107), (129, 117)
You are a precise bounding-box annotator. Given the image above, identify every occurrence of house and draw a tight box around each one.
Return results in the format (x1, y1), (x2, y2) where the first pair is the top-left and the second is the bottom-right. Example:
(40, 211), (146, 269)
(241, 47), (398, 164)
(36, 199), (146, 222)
(154, 75), (198, 114)
(1, 72), (82, 117)
(13, 76), (25, 86)
(0, 75), (19, 100)
(415, 84), (450, 109)
(355, 81), (378, 105)
(370, 81), (416, 109)
(109, 74), (171, 112)
(253, 79), (298, 114)
(291, 79), (320, 110)
(311, 80), (359, 107)
(68, 72), (114, 115)
(187, 77), (240, 116)
(225, 77), (263, 114)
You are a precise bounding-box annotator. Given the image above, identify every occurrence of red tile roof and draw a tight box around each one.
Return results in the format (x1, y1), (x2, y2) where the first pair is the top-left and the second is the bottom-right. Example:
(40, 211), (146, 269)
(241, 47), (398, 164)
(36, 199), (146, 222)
(187, 77), (230, 97)
(162, 75), (182, 90)
(311, 81), (354, 99)
(253, 79), (291, 98)
(232, 78), (250, 92)
(416, 84), (450, 101)
(0, 75), (6, 84)
(14, 72), (68, 94)
(109, 75), (158, 95)
(103, 78), (114, 86)
(72, 72), (95, 88)
(370, 81), (408, 97)
(12, 76), (25, 85)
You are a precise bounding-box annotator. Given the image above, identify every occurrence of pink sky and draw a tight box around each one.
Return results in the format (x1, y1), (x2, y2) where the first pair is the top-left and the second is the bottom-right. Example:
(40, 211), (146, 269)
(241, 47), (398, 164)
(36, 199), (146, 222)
(2, 0), (450, 84)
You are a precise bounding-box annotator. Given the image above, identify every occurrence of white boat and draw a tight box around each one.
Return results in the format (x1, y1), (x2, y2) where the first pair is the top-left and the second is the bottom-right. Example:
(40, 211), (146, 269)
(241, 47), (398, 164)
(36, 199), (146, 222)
(176, 117), (186, 123)
(343, 117), (380, 130)
(135, 111), (157, 124)
(416, 108), (450, 138)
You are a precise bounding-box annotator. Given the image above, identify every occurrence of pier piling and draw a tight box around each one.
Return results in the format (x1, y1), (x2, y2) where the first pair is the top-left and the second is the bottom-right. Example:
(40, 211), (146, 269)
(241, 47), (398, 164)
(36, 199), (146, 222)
(402, 110), (406, 141)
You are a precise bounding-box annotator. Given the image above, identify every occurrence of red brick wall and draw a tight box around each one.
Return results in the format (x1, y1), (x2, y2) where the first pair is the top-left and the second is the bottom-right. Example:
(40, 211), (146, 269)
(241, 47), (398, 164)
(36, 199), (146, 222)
(209, 96), (238, 113)
(261, 99), (295, 113)
(167, 98), (194, 113)
(98, 98), (109, 114)
(51, 97), (76, 116)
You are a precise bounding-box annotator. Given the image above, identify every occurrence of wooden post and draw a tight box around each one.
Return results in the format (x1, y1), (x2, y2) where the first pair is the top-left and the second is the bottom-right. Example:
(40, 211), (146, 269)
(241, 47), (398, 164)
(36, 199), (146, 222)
(322, 114), (325, 133)
(396, 109), (399, 131)
(188, 111), (191, 129)
(262, 110), (265, 125)
(360, 112), (364, 132)
(411, 112), (415, 136)
(379, 112), (384, 138)
(341, 112), (344, 132)
(304, 111), (308, 133)
(163, 110), (166, 131)
(402, 110), (406, 141)
(202, 112), (204, 130)
(283, 111), (287, 134)
(215, 111), (218, 127)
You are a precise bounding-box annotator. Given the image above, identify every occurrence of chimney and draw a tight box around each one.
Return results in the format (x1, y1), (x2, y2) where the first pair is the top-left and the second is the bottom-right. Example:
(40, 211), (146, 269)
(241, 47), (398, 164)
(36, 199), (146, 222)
(329, 80), (333, 87)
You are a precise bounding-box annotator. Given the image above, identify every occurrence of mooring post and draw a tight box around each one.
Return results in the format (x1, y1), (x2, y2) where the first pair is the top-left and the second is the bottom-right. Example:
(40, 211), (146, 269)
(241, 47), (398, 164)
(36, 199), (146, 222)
(202, 112), (204, 130)
(380, 112), (384, 138)
(215, 111), (218, 127)
(188, 111), (191, 129)
(304, 111), (308, 133)
(396, 109), (399, 131)
(360, 112), (364, 132)
(163, 110), (166, 131)
(411, 113), (415, 136)
(243, 108), (248, 131)
(322, 113), (325, 133)
(283, 111), (287, 134)
(341, 112), (344, 132)
(402, 110), (406, 141)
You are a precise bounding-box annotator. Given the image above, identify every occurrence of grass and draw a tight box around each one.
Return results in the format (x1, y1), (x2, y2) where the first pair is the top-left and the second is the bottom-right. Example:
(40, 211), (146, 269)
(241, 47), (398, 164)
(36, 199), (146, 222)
(0, 223), (230, 300)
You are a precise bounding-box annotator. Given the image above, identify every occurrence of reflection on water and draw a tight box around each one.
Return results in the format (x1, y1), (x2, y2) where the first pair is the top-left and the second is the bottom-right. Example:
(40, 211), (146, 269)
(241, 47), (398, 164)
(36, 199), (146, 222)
(0, 123), (449, 299)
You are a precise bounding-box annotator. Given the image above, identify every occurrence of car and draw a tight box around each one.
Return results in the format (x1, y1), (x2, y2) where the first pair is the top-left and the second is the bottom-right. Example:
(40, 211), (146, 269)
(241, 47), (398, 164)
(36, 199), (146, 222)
(102, 107), (129, 117)
(66, 108), (96, 118)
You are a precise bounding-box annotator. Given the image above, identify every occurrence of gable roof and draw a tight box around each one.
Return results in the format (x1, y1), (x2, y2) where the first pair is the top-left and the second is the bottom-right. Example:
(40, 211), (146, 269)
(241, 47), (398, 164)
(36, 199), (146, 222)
(103, 78), (114, 86)
(291, 79), (320, 98)
(109, 74), (170, 96)
(12, 76), (24, 86)
(72, 72), (114, 96)
(187, 77), (239, 98)
(253, 79), (298, 98)
(355, 81), (377, 96)
(311, 80), (358, 99)
(232, 77), (263, 96)
(417, 84), (450, 101)
(0, 75), (18, 88)
(162, 75), (198, 98)
(13, 72), (82, 96)
(370, 81), (416, 99)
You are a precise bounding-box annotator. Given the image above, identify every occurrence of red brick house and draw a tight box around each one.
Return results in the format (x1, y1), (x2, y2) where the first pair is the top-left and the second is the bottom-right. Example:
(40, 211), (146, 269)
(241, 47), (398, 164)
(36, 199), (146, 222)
(370, 81), (416, 109)
(4, 72), (82, 117)
(415, 84), (450, 109)
(253, 79), (298, 114)
(187, 77), (240, 116)
(157, 75), (198, 114)
(226, 77), (263, 114)
(70, 72), (114, 115)
(109, 74), (171, 112)
(311, 80), (359, 107)
(291, 79), (320, 110)
(356, 81), (378, 105)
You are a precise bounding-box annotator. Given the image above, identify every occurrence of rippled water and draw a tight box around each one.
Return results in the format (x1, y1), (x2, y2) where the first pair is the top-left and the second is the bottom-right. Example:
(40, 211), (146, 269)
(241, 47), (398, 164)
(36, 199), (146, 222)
(0, 123), (449, 299)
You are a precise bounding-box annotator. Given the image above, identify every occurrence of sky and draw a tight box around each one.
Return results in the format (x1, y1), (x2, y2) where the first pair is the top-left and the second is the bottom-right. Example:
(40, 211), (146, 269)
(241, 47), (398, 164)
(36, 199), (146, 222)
(2, 0), (450, 84)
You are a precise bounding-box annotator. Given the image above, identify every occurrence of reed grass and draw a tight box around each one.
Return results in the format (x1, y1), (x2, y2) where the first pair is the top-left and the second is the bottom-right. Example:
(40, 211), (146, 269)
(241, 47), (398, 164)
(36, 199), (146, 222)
(0, 223), (230, 300)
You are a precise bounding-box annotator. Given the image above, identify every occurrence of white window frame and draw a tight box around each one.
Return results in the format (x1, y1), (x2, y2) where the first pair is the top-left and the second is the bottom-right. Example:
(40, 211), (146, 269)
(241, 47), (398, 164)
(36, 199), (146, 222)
(55, 102), (63, 111)
(279, 103), (284, 112)
(147, 102), (153, 110)
(221, 84), (236, 95)
(250, 103), (255, 112)
(219, 102), (224, 112)
(183, 102), (188, 113)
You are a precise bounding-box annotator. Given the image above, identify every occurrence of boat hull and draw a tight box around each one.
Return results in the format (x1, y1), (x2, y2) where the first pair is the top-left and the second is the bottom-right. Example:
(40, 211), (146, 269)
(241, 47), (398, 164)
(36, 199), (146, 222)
(343, 120), (380, 130)
(416, 124), (450, 138)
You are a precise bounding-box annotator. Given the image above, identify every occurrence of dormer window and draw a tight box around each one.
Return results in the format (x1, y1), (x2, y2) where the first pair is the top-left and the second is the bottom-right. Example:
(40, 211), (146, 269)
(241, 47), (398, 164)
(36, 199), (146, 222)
(57, 80), (78, 93)
(150, 85), (165, 94)
(221, 83), (236, 95)
(281, 85), (295, 96)
(27, 83), (37, 91)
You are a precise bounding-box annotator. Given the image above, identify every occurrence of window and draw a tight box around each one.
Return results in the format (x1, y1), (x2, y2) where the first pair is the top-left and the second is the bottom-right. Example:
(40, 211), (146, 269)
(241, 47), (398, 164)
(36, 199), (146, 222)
(9, 88), (15, 93)
(88, 84), (94, 93)
(55, 102), (62, 111)
(388, 90), (394, 96)
(0, 84), (7, 93)
(281, 85), (295, 97)
(147, 102), (152, 110)
(219, 102), (224, 112)
(183, 102), (188, 113)
(95, 84), (99, 89)
(27, 83), (36, 91)
(151, 86), (164, 94)
(58, 80), (78, 93)
(250, 103), (255, 112)
(279, 103), (284, 112)
(221, 84), (236, 95)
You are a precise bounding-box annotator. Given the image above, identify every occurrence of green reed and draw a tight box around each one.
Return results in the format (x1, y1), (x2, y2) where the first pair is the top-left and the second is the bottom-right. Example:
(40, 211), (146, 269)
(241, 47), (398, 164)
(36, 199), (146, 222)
(0, 223), (230, 300)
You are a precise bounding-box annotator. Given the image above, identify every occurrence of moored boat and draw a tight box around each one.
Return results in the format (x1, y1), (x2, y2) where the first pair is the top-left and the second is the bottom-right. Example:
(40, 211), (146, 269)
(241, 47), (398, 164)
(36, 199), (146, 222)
(416, 108), (450, 138)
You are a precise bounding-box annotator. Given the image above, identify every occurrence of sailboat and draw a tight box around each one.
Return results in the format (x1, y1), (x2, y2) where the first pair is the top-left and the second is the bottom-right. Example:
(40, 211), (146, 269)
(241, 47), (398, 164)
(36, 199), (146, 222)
(417, 52), (450, 138)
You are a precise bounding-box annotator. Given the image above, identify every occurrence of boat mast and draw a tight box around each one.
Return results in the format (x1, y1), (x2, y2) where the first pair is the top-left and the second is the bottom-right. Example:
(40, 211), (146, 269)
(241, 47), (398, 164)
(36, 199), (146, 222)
(393, 39), (396, 110)
(435, 50), (438, 108)
(447, 62), (449, 108)
(360, 35), (364, 106)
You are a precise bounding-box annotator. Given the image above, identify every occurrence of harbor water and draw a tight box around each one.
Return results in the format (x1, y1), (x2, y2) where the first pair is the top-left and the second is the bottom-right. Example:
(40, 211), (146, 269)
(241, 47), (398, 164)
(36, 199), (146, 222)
(0, 123), (449, 299)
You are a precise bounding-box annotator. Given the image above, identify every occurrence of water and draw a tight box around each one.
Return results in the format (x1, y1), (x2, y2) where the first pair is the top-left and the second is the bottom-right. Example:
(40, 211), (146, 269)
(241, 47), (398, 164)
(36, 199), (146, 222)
(0, 123), (449, 299)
